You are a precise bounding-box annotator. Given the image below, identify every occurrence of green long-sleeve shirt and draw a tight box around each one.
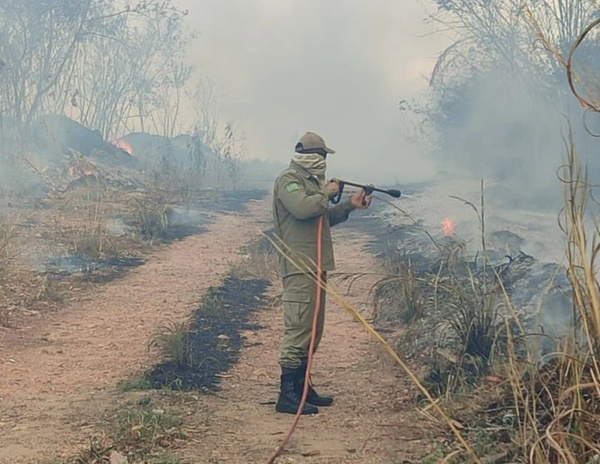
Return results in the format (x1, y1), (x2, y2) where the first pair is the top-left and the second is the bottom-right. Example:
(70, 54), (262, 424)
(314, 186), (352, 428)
(272, 160), (355, 278)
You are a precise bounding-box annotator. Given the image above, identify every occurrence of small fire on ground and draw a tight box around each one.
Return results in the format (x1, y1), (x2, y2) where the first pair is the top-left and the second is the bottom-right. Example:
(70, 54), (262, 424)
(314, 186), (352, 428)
(112, 138), (134, 155)
(442, 217), (456, 236)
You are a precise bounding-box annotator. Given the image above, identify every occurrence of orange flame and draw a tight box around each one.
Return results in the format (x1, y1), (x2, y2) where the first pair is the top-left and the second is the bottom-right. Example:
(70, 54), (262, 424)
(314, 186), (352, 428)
(113, 138), (134, 155)
(68, 166), (75, 177)
(442, 217), (455, 236)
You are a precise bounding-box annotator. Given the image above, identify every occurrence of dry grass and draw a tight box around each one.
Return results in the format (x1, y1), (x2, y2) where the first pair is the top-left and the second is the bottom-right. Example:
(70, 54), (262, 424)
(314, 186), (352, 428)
(0, 158), (187, 326)
(264, 229), (484, 463)
(0, 144), (253, 329)
(264, 122), (600, 463)
(230, 233), (278, 281)
(502, 130), (600, 463)
(148, 319), (195, 370)
(373, 254), (426, 324)
(373, 186), (504, 398)
(485, 14), (600, 461)
(46, 396), (186, 464)
(0, 223), (17, 266)
(420, 130), (600, 463)
(0, 221), (19, 326)
(66, 179), (124, 259)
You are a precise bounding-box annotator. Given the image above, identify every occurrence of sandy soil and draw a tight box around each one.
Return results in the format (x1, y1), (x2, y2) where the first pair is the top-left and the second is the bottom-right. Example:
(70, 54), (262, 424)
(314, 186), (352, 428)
(182, 228), (432, 464)
(0, 199), (435, 464)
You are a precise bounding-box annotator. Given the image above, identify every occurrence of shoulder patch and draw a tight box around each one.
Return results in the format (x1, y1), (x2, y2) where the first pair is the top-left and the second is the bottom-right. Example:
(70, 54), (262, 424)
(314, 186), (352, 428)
(285, 182), (300, 193)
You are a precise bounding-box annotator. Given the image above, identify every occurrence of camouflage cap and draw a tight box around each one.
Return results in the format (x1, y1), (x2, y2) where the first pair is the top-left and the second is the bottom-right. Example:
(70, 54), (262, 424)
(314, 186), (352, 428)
(295, 131), (336, 154)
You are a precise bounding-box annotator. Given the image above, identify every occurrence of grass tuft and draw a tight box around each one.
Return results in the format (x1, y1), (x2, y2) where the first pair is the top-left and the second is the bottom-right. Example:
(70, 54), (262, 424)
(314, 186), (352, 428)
(47, 397), (186, 464)
(148, 319), (194, 370)
(374, 253), (426, 324)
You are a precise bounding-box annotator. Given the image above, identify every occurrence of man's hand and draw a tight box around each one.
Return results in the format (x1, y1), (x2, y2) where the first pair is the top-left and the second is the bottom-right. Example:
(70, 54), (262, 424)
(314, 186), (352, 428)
(325, 179), (340, 197)
(351, 189), (372, 209)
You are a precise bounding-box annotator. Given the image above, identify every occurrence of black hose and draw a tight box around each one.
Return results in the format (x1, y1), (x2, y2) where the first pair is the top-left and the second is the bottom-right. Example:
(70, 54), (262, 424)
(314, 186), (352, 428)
(330, 179), (401, 204)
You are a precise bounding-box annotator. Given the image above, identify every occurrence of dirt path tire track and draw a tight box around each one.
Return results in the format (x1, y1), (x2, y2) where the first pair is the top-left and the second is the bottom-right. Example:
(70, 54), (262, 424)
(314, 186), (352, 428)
(181, 227), (432, 464)
(1, 201), (435, 464)
(0, 199), (270, 464)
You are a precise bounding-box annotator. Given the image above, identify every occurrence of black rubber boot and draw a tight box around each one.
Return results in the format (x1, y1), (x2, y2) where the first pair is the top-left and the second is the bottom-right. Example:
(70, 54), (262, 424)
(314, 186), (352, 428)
(296, 364), (334, 407)
(275, 367), (319, 415)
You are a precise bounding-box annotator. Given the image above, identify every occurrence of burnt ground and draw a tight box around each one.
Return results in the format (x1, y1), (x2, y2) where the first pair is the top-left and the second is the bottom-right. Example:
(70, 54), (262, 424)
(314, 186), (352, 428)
(147, 274), (270, 391)
(43, 256), (146, 285)
(162, 189), (268, 242)
(0, 200), (270, 464)
(1, 193), (439, 464)
(178, 225), (436, 463)
(37, 189), (268, 286)
(213, 189), (269, 213)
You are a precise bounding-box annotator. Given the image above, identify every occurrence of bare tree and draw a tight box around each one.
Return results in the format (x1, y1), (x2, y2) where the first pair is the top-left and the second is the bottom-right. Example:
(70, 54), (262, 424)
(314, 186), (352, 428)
(397, 0), (600, 202)
(215, 121), (246, 190)
(0, 0), (196, 140)
(70, 0), (195, 140)
(428, 0), (600, 92)
(141, 10), (196, 139)
(0, 0), (92, 128)
(188, 77), (225, 149)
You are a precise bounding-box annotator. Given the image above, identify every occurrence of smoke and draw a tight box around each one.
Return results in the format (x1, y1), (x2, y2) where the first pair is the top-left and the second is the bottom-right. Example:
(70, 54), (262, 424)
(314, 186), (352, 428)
(432, 66), (573, 211)
(179, 0), (449, 185)
(178, 0), (600, 217)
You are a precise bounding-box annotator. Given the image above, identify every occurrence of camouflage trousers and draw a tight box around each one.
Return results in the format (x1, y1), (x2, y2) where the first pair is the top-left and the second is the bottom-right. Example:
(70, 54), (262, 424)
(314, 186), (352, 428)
(279, 272), (327, 369)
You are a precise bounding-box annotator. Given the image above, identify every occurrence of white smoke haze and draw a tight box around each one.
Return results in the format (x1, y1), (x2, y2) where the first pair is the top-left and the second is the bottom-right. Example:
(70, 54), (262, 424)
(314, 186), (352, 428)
(1, 0), (598, 287)
(1, 0), (597, 230)
(167, 0), (597, 350)
(178, 0), (451, 184)
(178, 0), (599, 218)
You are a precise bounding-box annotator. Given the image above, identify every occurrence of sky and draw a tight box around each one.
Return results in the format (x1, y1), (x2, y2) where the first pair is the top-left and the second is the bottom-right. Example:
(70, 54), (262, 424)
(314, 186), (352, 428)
(176, 0), (452, 184)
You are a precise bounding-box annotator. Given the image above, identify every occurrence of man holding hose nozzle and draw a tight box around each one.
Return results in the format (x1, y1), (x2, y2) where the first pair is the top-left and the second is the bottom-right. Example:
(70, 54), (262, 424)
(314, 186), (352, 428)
(272, 131), (371, 415)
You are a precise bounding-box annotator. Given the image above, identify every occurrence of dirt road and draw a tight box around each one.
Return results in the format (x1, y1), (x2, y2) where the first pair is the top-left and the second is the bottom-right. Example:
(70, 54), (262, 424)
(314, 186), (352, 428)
(0, 199), (431, 463)
(182, 229), (430, 463)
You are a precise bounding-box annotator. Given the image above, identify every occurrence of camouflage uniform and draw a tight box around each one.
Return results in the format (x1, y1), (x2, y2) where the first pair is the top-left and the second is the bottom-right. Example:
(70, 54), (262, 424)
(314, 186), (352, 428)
(272, 132), (356, 415)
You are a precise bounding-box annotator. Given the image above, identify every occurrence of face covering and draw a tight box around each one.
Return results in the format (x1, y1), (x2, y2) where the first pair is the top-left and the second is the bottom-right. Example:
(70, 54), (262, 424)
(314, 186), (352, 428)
(291, 153), (326, 184)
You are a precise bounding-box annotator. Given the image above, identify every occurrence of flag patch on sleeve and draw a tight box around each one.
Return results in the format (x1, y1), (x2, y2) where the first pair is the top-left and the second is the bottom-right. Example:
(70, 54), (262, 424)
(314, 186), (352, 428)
(285, 182), (300, 193)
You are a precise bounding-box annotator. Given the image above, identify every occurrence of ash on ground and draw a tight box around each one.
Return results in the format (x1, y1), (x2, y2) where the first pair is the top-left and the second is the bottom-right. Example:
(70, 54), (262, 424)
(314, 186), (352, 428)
(146, 275), (270, 392)
(346, 179), (576, 363)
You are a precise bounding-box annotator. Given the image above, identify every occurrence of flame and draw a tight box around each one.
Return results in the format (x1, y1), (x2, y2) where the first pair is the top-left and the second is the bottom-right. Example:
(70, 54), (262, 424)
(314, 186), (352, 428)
(442, 217), (455, 236)
(68, 166), (75, 177)
(112, 138), (134, 155)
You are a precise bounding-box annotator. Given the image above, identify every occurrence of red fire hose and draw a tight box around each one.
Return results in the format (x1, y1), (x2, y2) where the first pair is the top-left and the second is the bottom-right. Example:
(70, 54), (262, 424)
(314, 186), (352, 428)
(265, 214), (325, 464)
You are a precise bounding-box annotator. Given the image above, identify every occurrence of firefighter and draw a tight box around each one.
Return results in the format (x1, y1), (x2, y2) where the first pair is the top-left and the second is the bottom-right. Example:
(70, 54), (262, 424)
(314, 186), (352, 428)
(272, 131), (371, 415)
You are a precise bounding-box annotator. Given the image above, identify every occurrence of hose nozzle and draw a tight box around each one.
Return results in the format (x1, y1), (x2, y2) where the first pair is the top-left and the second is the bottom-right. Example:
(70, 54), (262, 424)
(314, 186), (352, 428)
(330, 179), (401, 204)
